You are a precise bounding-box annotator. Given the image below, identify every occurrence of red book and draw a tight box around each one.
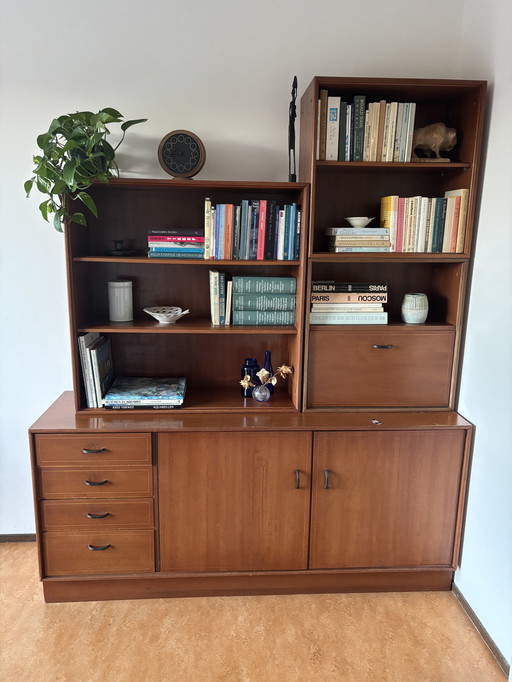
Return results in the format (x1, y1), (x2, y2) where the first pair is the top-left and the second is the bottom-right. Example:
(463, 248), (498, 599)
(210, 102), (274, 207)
(147, 235), (204, 243)
(224, 204), (234, 260)
(256, 200), (267, 260)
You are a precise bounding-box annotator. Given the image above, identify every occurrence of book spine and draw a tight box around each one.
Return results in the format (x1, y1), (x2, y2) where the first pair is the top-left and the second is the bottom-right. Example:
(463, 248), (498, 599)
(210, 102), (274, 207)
(256, 199), (267, 260)
(310, 312), (388, 325)
(148, 246), (204, 252)
(312, 282), (388, 293)
(288, 203), (297, 260)
(238, 199), (249, 260)
(232, 310), (295, 326)
(385, 102), (398, 162)
(337, 101), (347, 161)
(311, 292), (388, 303)
(148, 236), (205, 243)
(104, 404), (182, 410)
(224, 204), (234, 260)
(328, 239), (391, 247)
(248, 200), (259, 259)
(330, 247), (390, 252)
(352, 95), (366, 162)
(148, 251), (204, 259)
(294, 209), (302, 260)
(77, 335), (99, 408)
(225, 280), (233, 326)
(232, 293), (296, 311)
(231, 276), (297, 294)
(325, 227), (390, 236)
(264, 200), (276, 260)
(318, 89), (328, 161)
(232, 204), (240, 260)
(218, 272), (226, 325)
(277, 209), (286, 260)
(282, 205), (291, 260)
(326, 96), (341, 160)
(148, 228), (203, 236)
(209, 270), (220, 325)
(204, 197), (211, 259)
(311, 304), (384, 312)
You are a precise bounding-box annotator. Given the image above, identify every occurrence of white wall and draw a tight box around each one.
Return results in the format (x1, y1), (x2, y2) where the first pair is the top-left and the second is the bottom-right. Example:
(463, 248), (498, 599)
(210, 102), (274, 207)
(1, 0), (509, 665)
(454, 0), (512, 664)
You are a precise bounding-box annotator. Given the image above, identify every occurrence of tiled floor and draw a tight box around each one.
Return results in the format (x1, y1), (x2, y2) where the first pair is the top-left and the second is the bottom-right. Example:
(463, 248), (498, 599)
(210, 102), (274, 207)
(0, 543), (506, 681)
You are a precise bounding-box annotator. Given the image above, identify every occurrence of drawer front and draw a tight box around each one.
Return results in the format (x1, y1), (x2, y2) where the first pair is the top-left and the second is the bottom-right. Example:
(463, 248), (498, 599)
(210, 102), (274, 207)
(35, 433), (152, 466)
(39, 467), (153, 499)
(43, 530), (155, 575)
(308, 328), (455, 408)
(40, 499), (154, 530)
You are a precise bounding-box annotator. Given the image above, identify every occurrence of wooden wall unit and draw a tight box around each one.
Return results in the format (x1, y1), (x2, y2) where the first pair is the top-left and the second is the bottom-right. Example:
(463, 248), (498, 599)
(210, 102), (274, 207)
(28, 76), (485, 602)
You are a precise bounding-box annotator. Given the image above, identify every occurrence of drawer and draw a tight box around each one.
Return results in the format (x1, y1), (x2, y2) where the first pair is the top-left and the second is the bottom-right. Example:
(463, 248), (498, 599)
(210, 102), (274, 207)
(40, 499), (154, 530)
(39, 467), (153, 499)
(35, 433), (151, 466)
(43, 530), (155, 575)
(307, 328), (455, 408)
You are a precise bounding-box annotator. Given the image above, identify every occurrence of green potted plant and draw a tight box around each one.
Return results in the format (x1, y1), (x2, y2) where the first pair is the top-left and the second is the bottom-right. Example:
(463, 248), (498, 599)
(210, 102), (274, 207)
(24, 108), (147, 231)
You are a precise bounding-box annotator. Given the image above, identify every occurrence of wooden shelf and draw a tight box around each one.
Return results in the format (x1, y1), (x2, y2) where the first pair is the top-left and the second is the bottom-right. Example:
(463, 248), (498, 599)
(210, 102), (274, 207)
(309, 252), (470, 263)
(74, 257), (300, 265)
(78, 319), (298, 334)
(316, 161), (471, 173)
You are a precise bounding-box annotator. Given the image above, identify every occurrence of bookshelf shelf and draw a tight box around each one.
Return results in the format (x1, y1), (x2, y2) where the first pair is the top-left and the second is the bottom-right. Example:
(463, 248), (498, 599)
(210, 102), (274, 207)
(78, 319), (298, 334)
(74, 256), (301, 265)
(316, 161), (471, 172)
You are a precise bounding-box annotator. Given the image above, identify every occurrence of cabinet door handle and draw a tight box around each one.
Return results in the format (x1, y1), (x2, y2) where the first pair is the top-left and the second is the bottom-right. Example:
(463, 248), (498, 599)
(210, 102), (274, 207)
(372, 344), (394, 349)
(84, 480), (109, 486)
(82, 448), (107, 454)
(295, 469), (301, 489)
(86, 512), (110, 519)
(87, 544), (111, 551)
(323, 469), (330, 489)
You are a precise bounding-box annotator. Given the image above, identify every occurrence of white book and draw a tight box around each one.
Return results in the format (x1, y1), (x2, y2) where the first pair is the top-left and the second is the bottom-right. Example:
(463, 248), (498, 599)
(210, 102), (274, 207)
(345, 104), (352, 160)
(393, 103), (405, 162)
(403, 102), (417, 162)
(326, 96), (341, 160)
(277, 209), (286, 259)
(209, 270), (220, 325)
(385, 102), (398, 162)
(204, 197), (211, 260)
(310, 312), (388, 325)
(225, 280), (233, 326)
(415, 196), (429, 252)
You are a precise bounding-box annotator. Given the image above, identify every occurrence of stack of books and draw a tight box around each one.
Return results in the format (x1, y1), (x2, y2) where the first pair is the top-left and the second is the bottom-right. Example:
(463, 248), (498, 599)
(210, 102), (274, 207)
(326, 226), (391, 252)
(77, 333), (114, 408)
(209, 270), (232, 326)
(204, 198), (301, 261)
(310, 281), (388, 325)
(380, 188), (468, 253)
(148, 228), (204, 259)
(318, 92), (416, 163)
(231, 276), (296, 326)
(103, 377), (187, 409)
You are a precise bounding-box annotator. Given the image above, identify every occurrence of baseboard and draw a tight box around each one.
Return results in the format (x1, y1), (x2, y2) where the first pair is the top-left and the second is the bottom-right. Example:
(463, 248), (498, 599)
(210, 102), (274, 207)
(452, 584), (510, 678)
(0, 534), (36, 542)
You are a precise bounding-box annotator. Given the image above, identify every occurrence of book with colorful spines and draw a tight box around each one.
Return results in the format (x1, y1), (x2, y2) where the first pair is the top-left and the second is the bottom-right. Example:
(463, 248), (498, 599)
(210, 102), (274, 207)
(232, 310), (295, 326)
(232, 276), (296, 294)
(148, 245), (204, 253)
(148, 251), (204, 259)
(148, 235), (204, 243)
(232, 293), (296, 312)
(256, 199), (267, 260)
(380, 195), (398, 251)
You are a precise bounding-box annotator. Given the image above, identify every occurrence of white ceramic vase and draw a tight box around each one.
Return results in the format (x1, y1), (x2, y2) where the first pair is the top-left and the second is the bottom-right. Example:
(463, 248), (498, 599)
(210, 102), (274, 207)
(401, 293), (428, 324)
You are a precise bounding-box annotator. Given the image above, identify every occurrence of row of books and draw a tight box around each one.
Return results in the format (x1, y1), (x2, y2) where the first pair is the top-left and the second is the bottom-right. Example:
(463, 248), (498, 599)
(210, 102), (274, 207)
(318, 92), (416, 163)
(310, 281), (388, 325)
(77, 333), (114, 408)
(209, 274), (297, 326)
(204, 198), (302, 261)
(325, 226), (391, 253)
(380, 188), (468, 253)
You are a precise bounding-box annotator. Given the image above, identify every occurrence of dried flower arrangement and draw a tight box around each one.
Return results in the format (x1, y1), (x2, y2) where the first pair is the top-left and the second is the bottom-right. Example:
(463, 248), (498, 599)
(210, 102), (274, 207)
(240, 364), (293, 392)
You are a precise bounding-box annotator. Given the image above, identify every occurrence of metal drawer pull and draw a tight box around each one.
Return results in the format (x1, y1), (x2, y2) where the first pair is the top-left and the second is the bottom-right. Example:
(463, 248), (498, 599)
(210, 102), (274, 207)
(82, 448), (107, 454)
(84, 480), (109, 486)
(372, 344), (394, 349)
(295, 469), (301, 489)
(323, 469), (330, 489)
(87, 544), (111, 551)
(86, 512), (110, 519)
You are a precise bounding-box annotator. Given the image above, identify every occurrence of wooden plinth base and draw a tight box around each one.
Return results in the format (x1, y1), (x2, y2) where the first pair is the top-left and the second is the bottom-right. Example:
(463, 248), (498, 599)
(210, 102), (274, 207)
(43, 568), (453, 603)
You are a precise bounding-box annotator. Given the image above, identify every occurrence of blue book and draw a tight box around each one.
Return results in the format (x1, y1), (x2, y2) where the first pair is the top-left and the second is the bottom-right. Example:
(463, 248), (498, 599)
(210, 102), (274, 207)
(104, 377), (187, 405)
(282, 205), (291, 260)
(149, 246), (204, 253)
(287, 203), (297, 260)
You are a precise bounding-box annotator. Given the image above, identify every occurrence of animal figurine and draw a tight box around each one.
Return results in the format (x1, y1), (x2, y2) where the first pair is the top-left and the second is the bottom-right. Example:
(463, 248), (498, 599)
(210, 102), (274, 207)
(412, 122), (457, 160)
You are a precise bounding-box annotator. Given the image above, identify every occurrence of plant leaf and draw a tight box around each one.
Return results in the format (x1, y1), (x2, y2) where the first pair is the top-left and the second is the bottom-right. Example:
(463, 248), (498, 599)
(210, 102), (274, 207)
(120, 118), (148, 131)
(101, 107), (122, 119)
(53, 211), (64, 231)
(70, 212), (86, 226)
(24, 179), (34, 197)
(62, 159), (78, 185)
(39, 200), (50, 222)
(77, 191), (98, 218)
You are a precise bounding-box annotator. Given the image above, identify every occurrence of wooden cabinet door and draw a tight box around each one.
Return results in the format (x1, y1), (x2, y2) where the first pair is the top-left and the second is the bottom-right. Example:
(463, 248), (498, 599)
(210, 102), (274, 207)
(158, 431), (312, 572)
(310, 430), (465, 569)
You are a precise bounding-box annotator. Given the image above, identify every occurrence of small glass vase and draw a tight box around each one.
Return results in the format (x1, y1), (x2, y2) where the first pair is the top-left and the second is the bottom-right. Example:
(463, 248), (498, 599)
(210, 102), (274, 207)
(252, 384), (271, 402)
(401, 293), (429, 324)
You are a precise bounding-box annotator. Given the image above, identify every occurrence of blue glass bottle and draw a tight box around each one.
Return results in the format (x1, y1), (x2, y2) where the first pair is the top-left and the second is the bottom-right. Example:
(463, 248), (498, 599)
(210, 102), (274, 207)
(263, 350), (274, 394)
(241, 357), (259, 398)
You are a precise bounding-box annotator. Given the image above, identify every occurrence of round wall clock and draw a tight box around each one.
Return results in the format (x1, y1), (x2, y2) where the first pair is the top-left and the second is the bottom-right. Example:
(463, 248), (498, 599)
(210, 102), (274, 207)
(158, 130), (206, 178)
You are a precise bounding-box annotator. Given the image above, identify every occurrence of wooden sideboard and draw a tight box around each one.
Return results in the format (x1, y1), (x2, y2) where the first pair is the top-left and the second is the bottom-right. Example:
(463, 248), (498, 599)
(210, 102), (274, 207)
(30, 392), (472, 602)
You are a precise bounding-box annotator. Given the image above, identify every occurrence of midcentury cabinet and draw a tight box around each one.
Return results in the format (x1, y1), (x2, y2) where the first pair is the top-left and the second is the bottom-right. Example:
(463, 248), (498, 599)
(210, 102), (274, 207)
(28, 76), (485, 602)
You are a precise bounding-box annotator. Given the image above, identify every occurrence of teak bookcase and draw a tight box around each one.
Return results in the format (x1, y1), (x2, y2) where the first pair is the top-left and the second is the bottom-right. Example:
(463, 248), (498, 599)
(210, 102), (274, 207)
(29, 77), (486, 603)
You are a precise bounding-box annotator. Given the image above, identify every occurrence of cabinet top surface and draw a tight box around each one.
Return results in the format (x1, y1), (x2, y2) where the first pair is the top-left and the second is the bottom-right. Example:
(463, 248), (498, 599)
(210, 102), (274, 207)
(30, 393), (472, 433)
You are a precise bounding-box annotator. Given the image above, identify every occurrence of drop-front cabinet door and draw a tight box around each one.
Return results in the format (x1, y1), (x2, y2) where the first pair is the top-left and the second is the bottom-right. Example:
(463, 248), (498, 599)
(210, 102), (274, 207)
(158, 431), (312, 572)
(310, 430), (466, 570)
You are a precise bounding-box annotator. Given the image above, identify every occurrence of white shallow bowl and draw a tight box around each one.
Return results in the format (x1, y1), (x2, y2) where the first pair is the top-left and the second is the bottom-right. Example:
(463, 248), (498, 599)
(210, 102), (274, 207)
(345, 216), (374, 228)
(143, 306), (190, 324)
